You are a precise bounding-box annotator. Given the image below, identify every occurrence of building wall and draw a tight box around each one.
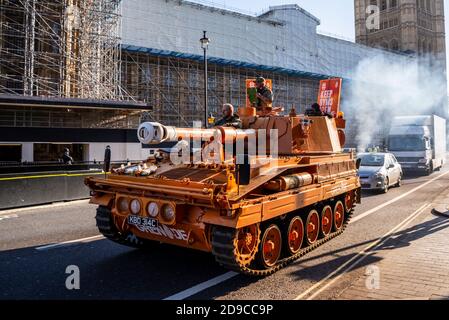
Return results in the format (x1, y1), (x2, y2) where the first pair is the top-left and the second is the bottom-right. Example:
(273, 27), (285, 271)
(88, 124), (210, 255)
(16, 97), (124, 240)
(355, 0), (446, 67)
(121, 0), (405, 80)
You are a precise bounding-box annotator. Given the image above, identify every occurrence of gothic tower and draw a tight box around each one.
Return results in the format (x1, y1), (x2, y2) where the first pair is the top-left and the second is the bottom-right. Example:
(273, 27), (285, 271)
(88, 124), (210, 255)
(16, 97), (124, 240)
(355, 0), (447, 116)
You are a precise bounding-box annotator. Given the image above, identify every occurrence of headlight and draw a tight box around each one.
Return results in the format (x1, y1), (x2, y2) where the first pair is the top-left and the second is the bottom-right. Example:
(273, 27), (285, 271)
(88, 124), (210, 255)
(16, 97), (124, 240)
(375, 172), (384, 178)
(419, 159), (428, 164)
(117, 198), (129, 213)
(161, 204), (176, 222)
(130, 199), (141, 214)
(147, 202), (159, 218)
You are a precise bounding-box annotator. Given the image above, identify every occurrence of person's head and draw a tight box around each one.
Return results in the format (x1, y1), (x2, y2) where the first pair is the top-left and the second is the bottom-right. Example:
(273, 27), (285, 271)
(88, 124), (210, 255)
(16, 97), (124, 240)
(311, 103), (321, 112)
(255, 77), (266, 89)
(222, 103), (234, 117)
(64, 148), (70, 153)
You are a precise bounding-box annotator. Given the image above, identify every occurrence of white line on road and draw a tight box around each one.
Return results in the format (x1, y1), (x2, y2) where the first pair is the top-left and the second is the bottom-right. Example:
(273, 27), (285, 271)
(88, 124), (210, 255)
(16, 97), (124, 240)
(163, 271), (239, 301)
(0, 199), (89, 217)
(0, 214), (18, 221)
(294, 202), (431, 300)
(157, 172), (449, 301)
(35, 235), (104, 251)
(350, 170), (449, 224)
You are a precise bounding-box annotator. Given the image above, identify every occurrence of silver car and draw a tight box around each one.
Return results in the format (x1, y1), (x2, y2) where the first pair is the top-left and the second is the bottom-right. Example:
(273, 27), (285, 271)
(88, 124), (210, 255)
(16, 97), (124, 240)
(357, 153), (403, 193)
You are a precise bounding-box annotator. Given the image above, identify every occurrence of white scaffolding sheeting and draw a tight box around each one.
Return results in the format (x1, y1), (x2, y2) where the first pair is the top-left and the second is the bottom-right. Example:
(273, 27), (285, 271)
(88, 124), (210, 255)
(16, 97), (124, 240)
(121, 0), (409, 79)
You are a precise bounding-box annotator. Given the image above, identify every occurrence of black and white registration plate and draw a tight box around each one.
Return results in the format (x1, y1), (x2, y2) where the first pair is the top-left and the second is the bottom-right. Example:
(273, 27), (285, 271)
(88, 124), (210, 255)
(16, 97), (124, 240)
(127, 215), (158, 229)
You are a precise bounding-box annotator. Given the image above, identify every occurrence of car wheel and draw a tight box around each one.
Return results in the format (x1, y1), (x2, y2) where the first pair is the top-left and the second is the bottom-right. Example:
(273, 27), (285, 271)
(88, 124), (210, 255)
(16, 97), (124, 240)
(426, 163), (433, 176)
(382, 177), (389, 194)
(396, 174), (402, 187)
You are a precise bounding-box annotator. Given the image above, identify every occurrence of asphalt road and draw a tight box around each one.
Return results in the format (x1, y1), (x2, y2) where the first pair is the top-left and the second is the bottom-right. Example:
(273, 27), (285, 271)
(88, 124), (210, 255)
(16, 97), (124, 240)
(1, 167), (449, 300)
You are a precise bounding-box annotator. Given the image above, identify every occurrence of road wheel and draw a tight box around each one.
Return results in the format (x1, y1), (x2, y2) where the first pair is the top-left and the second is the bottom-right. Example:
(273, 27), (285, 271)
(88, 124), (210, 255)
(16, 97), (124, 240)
(344, 191), (354, 214)
(305, 209), (320, 246)
(284, 216), (304, 256)
(233, 224), (261, 267)
(257, 224), (282, 269)
(382, 177), (389, 193)
(333, 201), (345, 232)
(320, 205), (333, 237)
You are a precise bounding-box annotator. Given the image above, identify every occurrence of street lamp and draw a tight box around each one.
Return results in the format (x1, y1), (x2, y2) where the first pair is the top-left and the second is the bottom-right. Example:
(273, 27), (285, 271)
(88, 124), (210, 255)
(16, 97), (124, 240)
(200, 31), (210, 128)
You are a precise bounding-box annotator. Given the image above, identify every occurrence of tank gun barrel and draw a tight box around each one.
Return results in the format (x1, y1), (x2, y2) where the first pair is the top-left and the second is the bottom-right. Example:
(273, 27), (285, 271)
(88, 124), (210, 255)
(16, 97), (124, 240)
(137, 122), (255, 145)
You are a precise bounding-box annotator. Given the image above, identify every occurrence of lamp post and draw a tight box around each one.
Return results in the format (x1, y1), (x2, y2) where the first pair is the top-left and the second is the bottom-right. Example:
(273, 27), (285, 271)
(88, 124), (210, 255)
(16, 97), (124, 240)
(200, 31), (210, 128)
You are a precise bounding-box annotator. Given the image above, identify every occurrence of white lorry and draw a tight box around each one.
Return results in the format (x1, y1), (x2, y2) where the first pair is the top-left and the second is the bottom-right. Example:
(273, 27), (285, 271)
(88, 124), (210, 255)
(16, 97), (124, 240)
(387, 115), (446, 175)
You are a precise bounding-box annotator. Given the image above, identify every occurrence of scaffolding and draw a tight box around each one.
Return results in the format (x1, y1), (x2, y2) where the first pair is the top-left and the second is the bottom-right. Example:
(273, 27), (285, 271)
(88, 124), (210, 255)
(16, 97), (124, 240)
(0, 0), (122, 100)
(122, 51), (320, 126)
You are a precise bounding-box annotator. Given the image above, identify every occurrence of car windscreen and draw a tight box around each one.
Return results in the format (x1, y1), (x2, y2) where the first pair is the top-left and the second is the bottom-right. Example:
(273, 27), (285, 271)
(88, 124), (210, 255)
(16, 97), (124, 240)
(388, 136), (426, 152)
(358, 154), (385, 167)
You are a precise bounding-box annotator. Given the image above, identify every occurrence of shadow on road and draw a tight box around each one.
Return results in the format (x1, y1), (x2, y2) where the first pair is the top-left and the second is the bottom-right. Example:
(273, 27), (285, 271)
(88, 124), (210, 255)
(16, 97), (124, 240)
(0, 240), (230, 300)
(288, 214), (449, 281)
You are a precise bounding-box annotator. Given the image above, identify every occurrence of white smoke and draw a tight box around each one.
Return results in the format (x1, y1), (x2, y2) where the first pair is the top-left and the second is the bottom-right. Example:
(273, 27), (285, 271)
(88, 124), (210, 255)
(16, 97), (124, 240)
(344, 54), (447, 151)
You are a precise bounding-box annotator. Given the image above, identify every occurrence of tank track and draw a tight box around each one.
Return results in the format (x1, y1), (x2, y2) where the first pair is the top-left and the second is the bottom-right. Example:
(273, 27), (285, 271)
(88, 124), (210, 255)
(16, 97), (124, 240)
(96, 205), (157, 249)
(211, 203), (355, 277)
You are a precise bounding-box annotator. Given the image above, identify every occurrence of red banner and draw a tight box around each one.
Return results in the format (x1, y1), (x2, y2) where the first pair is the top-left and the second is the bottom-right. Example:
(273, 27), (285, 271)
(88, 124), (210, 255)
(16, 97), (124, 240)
(317, 78), (342, 117)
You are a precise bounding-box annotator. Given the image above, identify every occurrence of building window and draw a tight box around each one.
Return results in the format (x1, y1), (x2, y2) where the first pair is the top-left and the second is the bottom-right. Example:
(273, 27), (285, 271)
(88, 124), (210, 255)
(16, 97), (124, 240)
(391, 0), (397, 8)
(33, 144), (87, 162)
(0, 144), (22, 163)
(381, 0), (387, 11)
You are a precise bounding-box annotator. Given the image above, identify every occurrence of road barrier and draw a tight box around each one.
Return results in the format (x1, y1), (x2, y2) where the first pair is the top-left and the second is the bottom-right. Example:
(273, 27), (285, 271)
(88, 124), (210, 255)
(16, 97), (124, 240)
(0, 169), (104, 210)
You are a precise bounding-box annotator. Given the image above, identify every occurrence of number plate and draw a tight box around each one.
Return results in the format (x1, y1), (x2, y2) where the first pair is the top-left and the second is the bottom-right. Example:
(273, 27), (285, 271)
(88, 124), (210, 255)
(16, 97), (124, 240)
(127, 215), (158, 229)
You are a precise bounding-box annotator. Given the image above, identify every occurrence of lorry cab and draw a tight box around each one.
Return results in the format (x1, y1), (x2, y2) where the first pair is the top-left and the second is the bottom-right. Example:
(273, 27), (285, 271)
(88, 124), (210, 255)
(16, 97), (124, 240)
(388, 116), (446, 175)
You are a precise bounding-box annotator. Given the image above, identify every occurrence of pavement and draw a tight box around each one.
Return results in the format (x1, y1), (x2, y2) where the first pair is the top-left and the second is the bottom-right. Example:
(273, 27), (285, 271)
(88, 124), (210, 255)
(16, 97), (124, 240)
(1, 167), (449, 300)
(336, 190), (449, 300)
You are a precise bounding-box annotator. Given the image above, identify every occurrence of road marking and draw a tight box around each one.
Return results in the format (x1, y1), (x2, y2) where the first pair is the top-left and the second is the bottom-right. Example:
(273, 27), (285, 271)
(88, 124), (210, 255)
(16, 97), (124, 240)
(163, 271), (239, 301)
(0, 199), (90, 216)
(36, 235), (104, 251)
(0, 214), (18, 221)
(161, 172), (448, 301)
(350, 170), (449, 224)
(0, 172), (105, 181)
(294, 202), (431, 300)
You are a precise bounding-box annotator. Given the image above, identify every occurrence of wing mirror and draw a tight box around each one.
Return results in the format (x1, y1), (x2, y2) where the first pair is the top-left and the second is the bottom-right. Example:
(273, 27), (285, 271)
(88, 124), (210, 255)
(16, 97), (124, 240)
(356, 158), (362, 170)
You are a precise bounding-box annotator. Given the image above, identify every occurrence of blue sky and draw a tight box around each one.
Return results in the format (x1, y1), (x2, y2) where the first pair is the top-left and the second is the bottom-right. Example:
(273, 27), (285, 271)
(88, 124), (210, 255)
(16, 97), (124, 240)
(219, 0), (356, 39)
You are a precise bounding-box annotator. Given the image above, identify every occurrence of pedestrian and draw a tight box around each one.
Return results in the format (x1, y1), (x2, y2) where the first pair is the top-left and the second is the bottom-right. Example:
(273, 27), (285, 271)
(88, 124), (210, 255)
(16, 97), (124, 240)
(62, 148), (74, 165)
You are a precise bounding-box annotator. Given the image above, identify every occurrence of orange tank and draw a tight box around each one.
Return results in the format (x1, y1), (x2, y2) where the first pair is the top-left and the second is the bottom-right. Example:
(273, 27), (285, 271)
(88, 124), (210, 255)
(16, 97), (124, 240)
(85, 107), (361, 276)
